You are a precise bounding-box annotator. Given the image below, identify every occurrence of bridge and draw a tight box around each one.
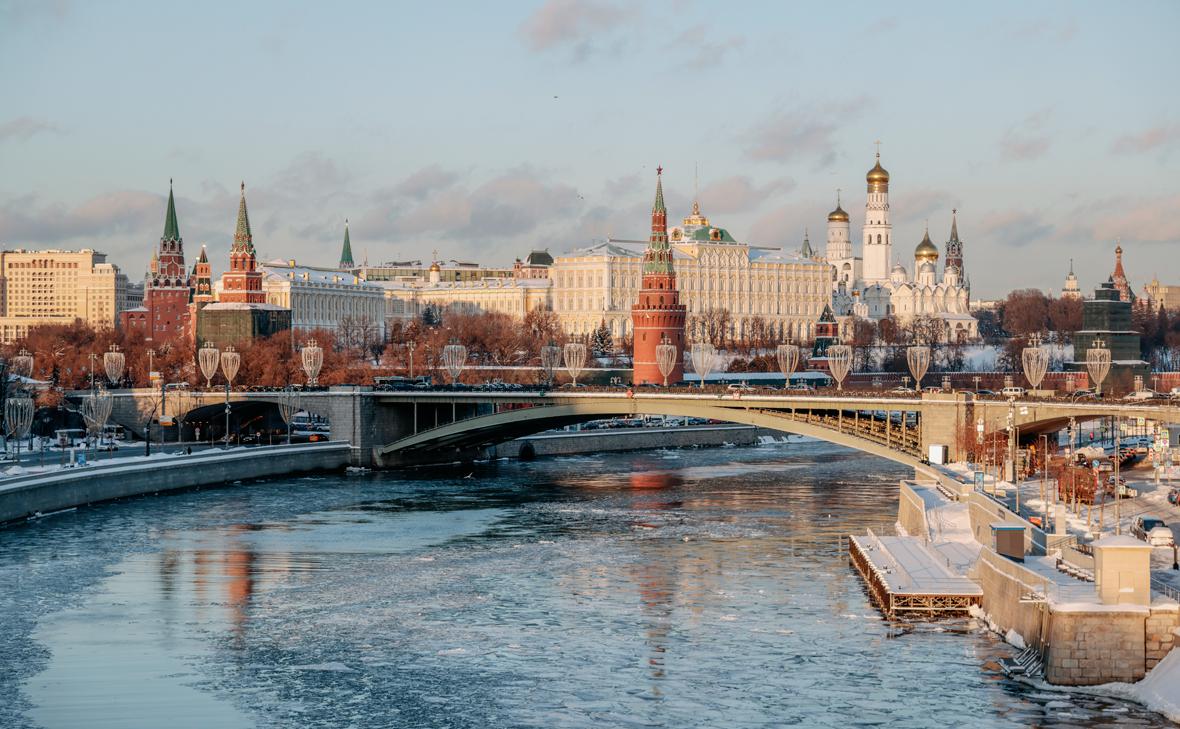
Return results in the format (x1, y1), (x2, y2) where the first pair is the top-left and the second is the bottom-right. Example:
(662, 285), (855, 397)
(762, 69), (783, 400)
(98, 387), (1180, 469)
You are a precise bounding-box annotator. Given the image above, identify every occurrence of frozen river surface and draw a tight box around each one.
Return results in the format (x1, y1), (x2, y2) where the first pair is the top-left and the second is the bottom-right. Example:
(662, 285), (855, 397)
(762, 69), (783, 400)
(0, 441), (1172, 728)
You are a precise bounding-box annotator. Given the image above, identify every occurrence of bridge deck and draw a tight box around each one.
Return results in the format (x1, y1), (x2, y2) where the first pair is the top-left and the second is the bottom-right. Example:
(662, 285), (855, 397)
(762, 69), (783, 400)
(849, 532), (982, 617)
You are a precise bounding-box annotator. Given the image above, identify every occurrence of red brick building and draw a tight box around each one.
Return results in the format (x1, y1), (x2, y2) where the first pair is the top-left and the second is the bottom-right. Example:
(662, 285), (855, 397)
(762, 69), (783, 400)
(631, 168), (686, 385)
(120, 182), (194, 342)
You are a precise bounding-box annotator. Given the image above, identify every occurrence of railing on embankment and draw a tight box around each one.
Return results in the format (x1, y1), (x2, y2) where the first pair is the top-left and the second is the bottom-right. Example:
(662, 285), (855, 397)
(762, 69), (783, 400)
(0, 441), (351, 525)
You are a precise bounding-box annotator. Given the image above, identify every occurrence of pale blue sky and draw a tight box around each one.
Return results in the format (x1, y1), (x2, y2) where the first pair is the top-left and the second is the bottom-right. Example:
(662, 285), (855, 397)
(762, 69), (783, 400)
(1, 0), (1176, 297)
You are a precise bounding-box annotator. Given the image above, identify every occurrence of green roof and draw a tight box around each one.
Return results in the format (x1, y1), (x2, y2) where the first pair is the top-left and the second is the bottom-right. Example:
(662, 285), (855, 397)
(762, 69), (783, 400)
(233, 182), (253, 252)
(162, 182), (180, 241)
(653, 170), (665, 212)
(686, 226), (736, 243)
(339, 220), (354, 266)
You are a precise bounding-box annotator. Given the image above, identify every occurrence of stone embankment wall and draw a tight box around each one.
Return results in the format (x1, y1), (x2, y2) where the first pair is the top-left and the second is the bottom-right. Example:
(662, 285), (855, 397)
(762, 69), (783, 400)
(974, 549), (1052, 649)
(490, 426), (782, 459)
(0, 441), (350, 525)
(1145, 608), (1179, 670)
(1046, 611), (1151, 684)
(897, 482), (929, 539)
(965, 491), (1047, 555)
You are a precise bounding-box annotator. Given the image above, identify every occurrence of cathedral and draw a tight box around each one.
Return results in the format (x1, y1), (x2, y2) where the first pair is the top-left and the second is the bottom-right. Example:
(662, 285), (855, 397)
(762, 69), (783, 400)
(827, 152), (978, 342)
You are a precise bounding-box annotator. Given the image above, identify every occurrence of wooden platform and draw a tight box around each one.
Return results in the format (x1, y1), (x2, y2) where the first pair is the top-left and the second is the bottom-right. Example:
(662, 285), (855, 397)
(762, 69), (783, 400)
(849, 530), (983, 618)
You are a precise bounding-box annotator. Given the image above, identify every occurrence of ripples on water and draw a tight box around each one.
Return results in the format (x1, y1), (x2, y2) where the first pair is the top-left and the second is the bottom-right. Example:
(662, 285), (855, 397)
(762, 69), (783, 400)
(0, 441), (1171, 728)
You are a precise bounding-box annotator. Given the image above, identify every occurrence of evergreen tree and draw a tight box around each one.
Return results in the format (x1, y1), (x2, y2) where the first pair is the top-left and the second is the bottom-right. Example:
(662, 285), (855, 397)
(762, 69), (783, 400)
(591, 320), (612, 356)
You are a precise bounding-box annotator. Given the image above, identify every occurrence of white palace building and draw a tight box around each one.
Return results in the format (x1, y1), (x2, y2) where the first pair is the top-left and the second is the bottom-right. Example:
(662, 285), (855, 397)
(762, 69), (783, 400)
(550, 198), (831, 341)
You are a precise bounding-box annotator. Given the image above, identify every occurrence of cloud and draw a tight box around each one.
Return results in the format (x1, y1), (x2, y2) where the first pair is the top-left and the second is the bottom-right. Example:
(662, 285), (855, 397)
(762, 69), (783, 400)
(670, 24), (746, 70)
(977, 209), (1055, 247)
(890, 188), (957, 226)
(391, 165), (460, 200)
(0, 0), (70, 28)
(1087, 194), (1180, 243)
(741, 98), (872, 167)
(1110, 122), (1180, 155)
(0, 116), (61, 142)
(518, 0), (632, 59)
(1002, 17), (1077, 43)
(696, 176), (793, 215)
(360, 166), (582, 255)
(0, 191), (160, 244)
(999, 109), (1052, 161)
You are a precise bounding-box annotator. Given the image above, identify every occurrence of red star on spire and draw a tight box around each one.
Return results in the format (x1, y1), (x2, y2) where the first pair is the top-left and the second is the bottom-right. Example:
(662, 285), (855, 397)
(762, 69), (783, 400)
(656, 165), (662, 176)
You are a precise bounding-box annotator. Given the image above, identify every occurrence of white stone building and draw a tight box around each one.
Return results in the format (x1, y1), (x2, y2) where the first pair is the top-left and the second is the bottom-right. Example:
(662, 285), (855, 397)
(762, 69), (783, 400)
(826, 154), (978, 341)
(377, 260), (552, 323)
(215, 259), (388, 340)
(551, 201), (831, 341)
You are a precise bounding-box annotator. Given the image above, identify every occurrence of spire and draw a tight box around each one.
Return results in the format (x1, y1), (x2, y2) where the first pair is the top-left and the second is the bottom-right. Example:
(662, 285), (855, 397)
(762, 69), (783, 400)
(652, 166), (666, 214)
(801, 229), (813, 258)
(162, 180), (180, 241)
(233, 181), (253, 253)
(949, 208), (959, 242)
(645, 167), (673, 274)
(198, 244), (208, 263)
(339, 219), (354, 268)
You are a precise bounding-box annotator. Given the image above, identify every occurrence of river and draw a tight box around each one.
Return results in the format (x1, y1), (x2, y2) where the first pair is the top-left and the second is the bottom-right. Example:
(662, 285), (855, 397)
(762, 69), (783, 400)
(0, 440), (1171, 728)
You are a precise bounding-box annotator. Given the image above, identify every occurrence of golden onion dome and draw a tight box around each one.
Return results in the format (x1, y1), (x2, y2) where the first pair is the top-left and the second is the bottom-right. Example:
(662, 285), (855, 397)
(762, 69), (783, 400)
(827, 203), (849, 222)
(429, 261), (441, 272)
(866, 154), (890, 192)
(914, 229), (939, 263)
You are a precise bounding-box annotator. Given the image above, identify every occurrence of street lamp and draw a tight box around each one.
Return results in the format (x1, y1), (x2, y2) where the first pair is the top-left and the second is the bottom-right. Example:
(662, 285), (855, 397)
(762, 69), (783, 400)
(198, 342), (220, 389)
(302, 339), (323, 387)
(1086, 337), (1112, 396)
(104, 344), (125, 387)
(540, 341), (563, 387)
(1022, 334), (1049, 392)
(406, 340), (416, 380)
(655, 335), (678, 387)
(907, 345), (931, 391)
(441, 341), (468, 385)
(776, 342), (800, 388)
(690, 342), (716, 389)
(563, 342), (587, 387)
(827, 344), (852, 391)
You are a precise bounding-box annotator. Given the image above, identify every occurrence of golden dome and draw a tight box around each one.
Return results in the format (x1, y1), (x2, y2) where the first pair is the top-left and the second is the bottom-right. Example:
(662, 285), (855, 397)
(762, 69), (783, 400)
(866, 154), (890, 192)
(914, 229), (939, 263)
(428, 261), (441, 272)
(827, 203), (849, 222)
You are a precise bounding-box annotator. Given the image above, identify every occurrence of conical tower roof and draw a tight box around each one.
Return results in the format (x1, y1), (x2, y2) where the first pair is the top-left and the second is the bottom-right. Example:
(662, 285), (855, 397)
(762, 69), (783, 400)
(800, 229), (813, 258)
(163, 180), (180, 241)
(339, 219), (354, 267)
(233, 182), (254, 253)
(197, 244), (208, 263)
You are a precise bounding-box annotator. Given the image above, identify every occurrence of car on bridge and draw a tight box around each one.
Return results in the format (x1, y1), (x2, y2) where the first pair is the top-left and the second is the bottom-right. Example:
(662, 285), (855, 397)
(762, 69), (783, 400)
(1000, 386), (1027, 398)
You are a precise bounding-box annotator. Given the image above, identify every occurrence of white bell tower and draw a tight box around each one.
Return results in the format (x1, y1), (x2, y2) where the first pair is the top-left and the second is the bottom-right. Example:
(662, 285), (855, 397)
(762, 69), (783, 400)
(861, 143), (892, 285)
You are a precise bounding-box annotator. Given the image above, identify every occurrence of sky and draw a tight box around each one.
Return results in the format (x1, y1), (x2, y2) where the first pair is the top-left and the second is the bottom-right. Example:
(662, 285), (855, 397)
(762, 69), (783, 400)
(0, 0), (1177, 299)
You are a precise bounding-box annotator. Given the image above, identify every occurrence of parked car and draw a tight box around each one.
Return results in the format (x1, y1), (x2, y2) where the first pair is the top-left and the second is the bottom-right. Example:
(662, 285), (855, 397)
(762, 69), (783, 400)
(974, 389), (996, 396)
(1131, 516), (1175, 547)
(1071, 389), (1099, 401)
(1124, 390), (1161, 401)
(726, 382), (754, 392)
(890, 386), (915, 394)
(787, 383), (815, 392)
(1000, 386), (1027, 398)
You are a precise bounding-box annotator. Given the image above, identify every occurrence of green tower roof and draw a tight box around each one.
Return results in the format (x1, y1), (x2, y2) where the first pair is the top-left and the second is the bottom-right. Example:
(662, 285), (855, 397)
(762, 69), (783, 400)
(339, 219), (354, 267)
(233, 182), (254, 253)
(162, 180), (180, 241)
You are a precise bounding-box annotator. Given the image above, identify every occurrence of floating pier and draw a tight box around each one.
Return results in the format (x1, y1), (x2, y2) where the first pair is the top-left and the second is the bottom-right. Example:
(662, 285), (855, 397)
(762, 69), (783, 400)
(849, 529), (983, 618)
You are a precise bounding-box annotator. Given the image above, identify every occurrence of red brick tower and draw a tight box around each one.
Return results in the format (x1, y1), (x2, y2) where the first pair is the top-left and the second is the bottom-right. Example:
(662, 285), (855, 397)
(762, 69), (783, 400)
(631, 167), (686, 385)
(219, 182), (266, 304)
(121, 180), (193, 342)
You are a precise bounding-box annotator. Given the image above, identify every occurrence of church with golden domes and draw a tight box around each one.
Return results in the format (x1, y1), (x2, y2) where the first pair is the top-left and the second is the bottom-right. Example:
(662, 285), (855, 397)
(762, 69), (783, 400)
(826, 152), (978, 342)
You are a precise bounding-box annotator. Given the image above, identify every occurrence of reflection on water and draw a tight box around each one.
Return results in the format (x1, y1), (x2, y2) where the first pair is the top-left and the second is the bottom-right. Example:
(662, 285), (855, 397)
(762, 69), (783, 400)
(0, 441), (1172, 728)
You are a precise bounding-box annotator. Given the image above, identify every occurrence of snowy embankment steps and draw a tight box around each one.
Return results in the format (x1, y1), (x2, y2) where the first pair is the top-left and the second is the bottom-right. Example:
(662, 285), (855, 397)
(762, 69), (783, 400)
(0, 441), (351, 524)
